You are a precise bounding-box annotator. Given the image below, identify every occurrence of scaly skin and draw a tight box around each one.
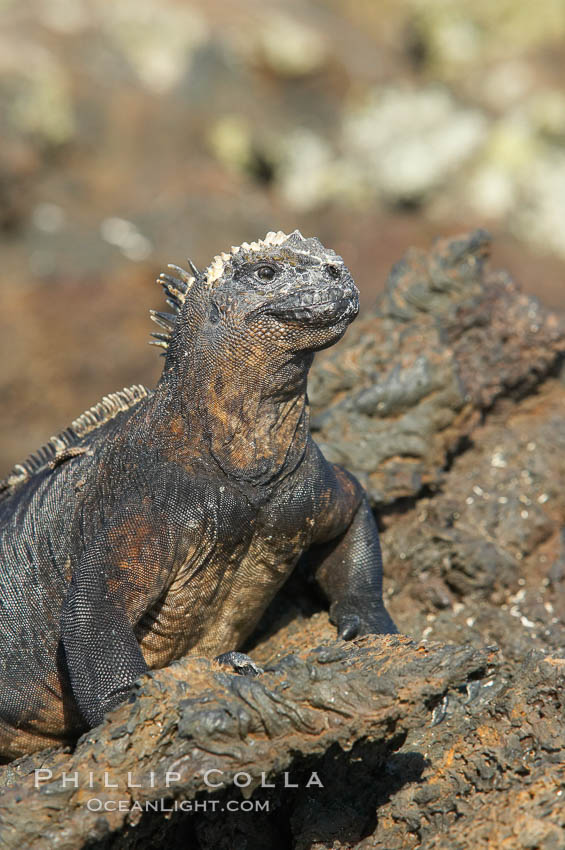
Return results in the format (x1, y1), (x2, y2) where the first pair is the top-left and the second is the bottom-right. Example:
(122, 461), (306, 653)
(0, 230), (396, 761)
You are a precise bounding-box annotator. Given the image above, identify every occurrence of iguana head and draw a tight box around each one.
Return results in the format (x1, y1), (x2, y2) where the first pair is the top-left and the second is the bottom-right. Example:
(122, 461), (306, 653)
(152, 231), (359, 479)
(151, 230), (359, 360)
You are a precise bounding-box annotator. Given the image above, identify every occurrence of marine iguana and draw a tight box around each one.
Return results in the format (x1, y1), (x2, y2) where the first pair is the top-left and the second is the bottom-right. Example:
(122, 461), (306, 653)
(0, 229), (396, 761)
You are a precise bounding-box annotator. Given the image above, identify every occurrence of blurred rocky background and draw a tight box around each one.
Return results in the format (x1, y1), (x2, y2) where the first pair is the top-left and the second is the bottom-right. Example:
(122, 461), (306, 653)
(2, 0), (565, 472)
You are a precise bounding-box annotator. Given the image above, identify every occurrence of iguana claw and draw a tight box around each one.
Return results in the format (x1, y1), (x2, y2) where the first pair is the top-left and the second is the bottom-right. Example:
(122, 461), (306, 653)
(214, 651), (263, 677)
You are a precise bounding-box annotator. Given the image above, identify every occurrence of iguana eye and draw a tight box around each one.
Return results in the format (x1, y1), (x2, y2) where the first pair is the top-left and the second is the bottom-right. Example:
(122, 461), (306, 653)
(256, 265), (276, 281)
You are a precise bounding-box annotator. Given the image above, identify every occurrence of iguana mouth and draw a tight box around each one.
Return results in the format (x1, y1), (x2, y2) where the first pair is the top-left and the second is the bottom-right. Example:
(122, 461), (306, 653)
(265, 285), (359, 326)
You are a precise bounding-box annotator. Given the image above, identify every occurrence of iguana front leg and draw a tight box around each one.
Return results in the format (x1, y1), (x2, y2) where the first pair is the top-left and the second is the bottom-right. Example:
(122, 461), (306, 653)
(311, 464), (398, 638)
(61, 575), (149, 727)
(60, 504), (178, 727)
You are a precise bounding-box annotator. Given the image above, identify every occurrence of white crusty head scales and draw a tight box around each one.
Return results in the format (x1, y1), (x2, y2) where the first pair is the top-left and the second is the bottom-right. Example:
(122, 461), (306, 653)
(205, 230), (289, 286)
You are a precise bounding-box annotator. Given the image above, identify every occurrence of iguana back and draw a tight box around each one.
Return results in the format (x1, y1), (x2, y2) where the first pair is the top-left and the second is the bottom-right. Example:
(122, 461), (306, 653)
(0, 388), (151, 754)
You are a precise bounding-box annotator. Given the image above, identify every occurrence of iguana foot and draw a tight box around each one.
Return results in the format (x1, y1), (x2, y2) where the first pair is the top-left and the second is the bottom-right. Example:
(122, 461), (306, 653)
(331, 601), (398, 639)
(336, 614), (362, 640)
(214, 651), (263, 677)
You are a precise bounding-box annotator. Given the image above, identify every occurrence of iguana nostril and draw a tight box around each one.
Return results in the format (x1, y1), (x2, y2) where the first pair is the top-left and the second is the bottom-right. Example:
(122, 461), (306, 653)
(326, 264), (341, 279)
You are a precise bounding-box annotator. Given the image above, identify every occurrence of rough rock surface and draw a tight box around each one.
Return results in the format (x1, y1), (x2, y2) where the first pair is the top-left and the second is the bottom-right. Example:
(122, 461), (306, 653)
(357, 651), (565, 850)
(0, 636), (488, 849)
(383, 376), (565, 659)
(309, 229), (565, 505)
(1, 232), (564, 849)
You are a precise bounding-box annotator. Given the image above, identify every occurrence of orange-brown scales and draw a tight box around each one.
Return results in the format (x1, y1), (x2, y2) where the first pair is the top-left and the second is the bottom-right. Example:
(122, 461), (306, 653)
(0, 230), (396, 761)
